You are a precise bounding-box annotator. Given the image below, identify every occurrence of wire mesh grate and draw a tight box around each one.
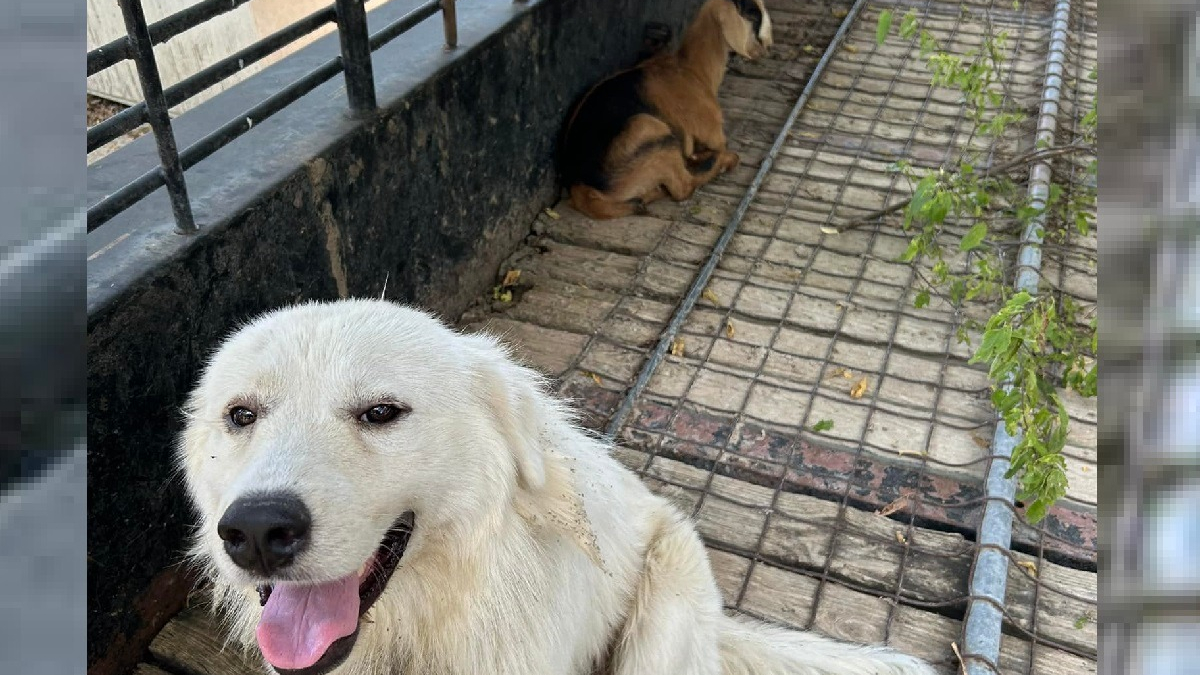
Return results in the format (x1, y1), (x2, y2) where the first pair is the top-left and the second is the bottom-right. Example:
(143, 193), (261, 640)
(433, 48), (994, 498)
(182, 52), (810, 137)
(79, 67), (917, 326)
(532, 0), (1099, 672)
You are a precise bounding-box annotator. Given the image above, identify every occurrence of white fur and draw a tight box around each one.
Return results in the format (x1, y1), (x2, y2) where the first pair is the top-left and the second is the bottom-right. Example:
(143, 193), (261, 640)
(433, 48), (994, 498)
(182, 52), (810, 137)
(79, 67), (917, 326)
(179, 299), (937, 675)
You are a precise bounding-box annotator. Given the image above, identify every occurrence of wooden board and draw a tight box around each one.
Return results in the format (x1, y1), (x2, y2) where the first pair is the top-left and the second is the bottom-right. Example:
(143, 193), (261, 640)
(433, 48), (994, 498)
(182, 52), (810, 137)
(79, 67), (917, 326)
(629, 451), (1097, 659)
(149, 606), (262, 675)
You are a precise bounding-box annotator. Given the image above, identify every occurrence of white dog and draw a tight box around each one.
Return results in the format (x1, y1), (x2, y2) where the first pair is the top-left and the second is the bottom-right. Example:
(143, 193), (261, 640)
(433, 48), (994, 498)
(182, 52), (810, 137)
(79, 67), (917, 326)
(178, 299), (937, 675)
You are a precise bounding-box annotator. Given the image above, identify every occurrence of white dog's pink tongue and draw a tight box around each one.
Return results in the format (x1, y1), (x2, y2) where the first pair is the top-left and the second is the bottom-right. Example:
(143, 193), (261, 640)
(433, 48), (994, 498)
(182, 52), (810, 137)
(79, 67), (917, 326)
(256, 576), (360, 670)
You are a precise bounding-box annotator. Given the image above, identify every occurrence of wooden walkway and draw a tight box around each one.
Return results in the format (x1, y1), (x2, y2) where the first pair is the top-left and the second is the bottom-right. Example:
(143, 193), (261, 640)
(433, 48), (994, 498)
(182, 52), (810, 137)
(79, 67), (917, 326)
(139, 0), (1098, 674)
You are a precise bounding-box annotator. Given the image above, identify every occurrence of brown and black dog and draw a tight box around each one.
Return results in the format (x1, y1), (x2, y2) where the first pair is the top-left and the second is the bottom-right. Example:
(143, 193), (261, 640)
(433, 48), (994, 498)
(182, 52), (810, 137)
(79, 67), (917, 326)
(559, 0), (773, 220)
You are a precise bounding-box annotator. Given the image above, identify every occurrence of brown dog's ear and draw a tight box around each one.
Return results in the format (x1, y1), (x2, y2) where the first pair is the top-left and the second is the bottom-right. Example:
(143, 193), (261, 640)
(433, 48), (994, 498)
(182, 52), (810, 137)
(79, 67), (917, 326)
(474, 345), (548, 493)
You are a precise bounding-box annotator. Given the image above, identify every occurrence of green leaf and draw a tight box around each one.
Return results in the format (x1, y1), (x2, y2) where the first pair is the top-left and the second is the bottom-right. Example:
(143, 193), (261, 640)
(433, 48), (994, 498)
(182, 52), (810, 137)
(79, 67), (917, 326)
(811, 419), (835, 432)
(1025, 498), (1049, 524)
(900, 10), (919, 39)
(899, 238), (922, 263)
(960, 222), (988, 251)
(910, 174), (938, 213)
(928, 193), (952, 224)
(949, 280), (966, 304)
(914, 290), (931, 308)
(876, 10), (893, 45)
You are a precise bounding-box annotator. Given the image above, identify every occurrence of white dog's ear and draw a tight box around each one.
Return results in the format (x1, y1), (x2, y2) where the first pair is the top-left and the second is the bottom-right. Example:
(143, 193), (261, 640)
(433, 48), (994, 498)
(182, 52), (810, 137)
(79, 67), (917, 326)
(477, 353), (548, 493)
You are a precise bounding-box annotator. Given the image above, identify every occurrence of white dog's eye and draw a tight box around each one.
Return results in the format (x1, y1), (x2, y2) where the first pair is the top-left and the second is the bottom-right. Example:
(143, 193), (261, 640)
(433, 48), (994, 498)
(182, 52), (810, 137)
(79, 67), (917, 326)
(358, 403), (409, 425)
(229, 406), (257, 427)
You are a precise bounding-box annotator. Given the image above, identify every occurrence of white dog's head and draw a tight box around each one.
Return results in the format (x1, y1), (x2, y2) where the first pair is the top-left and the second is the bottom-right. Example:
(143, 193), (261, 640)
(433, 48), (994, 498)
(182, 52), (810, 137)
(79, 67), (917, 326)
(178, 299), (553, 674)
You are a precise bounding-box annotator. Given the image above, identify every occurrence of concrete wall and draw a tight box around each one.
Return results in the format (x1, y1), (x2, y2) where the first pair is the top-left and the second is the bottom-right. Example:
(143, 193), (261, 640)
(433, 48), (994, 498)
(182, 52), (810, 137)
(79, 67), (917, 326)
(85, 0), (701, 673)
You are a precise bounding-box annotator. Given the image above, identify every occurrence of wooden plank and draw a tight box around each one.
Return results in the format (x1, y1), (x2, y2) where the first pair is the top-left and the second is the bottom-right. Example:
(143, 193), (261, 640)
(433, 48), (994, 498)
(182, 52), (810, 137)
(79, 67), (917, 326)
(505, 240), (642, 295)
(540, 211), (671, 256)
(633, 453), (1096, 658)
(461, 318), (588, 378)
(709, 548), (1094, 675)
(149, 606), (262, 675)
(134, 664), (177, 675)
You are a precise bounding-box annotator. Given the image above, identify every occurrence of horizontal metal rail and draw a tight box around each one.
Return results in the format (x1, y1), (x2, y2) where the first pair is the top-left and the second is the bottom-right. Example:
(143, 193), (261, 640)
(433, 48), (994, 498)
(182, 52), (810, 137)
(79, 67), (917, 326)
(88, 0), (254, 76)
(87, 0), (458, 234)
(371, 0), (442, 51)
(88, 6), (337, 152)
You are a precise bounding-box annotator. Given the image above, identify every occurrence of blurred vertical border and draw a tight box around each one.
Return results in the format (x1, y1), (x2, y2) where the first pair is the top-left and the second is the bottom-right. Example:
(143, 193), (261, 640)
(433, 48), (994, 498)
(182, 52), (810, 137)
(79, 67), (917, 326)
(0, 0), (87, 673)
(1101, 1), (1200, 674)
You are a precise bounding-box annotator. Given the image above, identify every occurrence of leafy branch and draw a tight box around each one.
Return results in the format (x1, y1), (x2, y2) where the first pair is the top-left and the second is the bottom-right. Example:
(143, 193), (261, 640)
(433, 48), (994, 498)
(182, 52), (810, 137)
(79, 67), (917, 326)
(874, 6), (1098, 522)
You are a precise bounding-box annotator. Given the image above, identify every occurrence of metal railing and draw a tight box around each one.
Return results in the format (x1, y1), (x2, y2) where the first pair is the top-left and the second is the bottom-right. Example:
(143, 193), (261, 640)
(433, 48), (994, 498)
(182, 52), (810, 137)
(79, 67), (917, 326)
(86, 0), (457, 234)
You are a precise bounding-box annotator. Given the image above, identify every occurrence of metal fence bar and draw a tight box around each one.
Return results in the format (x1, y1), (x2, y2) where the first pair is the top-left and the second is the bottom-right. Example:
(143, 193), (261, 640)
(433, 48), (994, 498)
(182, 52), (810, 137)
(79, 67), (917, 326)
(89, 56), (345, 231)
(88, 0), (255, 76)
(116, 0), (196, 234)
(961, 0), (1074, 671)
(88, 6), (338, 152)
(601, 0), (870, 439)
(334, 0), (377, 112)
(442, 0), (458, 49)
(89, 0), (456, 232)
(368, 0), (442, 51)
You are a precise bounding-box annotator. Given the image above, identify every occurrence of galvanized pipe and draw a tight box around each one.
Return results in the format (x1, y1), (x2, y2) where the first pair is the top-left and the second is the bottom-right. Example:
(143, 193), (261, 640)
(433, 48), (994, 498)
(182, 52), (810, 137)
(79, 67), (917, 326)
(962, 0), (1074, 671)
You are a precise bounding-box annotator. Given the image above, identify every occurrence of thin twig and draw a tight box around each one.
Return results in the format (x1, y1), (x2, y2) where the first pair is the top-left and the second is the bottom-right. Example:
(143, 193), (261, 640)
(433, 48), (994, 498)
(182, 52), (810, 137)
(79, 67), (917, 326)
(837, 142), (1092, 232)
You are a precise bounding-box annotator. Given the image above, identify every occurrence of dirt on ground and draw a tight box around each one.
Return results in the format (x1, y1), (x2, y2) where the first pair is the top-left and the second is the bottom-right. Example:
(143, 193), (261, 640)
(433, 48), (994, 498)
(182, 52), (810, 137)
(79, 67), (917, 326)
(87, 94), (151, 164)
(87, 94), (125, 127)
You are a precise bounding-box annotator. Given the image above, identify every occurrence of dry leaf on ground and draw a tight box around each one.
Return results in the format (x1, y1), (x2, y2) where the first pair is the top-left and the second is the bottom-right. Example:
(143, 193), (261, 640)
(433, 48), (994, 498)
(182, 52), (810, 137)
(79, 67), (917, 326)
(670, 338), (686, 357)
(501, 269), (521, 287)
(876, 495), (909, 517)
(850, 376), (869, 399)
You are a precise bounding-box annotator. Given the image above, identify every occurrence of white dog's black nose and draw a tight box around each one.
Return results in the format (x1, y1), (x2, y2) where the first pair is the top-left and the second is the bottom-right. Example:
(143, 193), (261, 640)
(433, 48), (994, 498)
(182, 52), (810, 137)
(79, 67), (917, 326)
(217, 494), (311, 575)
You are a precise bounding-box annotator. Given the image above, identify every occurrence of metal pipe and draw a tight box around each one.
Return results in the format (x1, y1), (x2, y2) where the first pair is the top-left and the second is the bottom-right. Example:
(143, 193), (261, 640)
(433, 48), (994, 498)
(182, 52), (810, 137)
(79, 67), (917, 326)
(89, 6), (338, 152)
(442, 0), (458, 49)
(89, 56), (345, 231)
(89, 0), (446, 231)
(368, 0), (441, 51)
(603, 0), (872, 440)
(334, 0), (378, 113)
(961, 0), (1073, 671)
(117, 0), (197, 234)
(89, 0), (255, 76)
